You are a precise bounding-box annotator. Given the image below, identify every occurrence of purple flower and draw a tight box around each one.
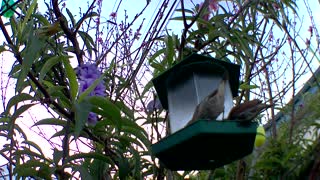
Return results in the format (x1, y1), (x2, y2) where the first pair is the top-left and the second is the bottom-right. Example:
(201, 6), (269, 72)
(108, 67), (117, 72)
(209, 0), (219, 12)
(147, 99), (163, 113)
(97, 0), (102, 6)
(77, 63), (106, 125)
(88, 112), (98, 125)
(110, 12), (117, 18)
(77, 64), (102, 80)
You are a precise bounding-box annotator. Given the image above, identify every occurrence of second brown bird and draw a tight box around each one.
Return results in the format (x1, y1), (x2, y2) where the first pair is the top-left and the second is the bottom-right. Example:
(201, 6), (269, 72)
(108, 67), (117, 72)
(228, 99), (272, 121)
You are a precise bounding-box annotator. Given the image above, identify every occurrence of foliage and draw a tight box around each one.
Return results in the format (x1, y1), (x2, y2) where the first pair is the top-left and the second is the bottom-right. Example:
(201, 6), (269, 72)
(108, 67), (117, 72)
(0, 0), (319, 179)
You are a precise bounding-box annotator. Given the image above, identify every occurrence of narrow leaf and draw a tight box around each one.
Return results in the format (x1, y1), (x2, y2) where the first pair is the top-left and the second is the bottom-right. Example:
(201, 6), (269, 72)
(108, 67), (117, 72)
(17, 26), (45, 92)
(22, 140), (45, 157)
(11, 104), (35, 121)
(39, 56), (61, 82)
(66, 152), (113, 165)
(86, 96), (121, 128)
(62, 57), (78, 102)
(53, 148), (63, 165)
(74, 100), (91, 139)
(4, 93), (33, 115)
(66, 8), (76, 27)
(75, 12), (99, 30)
(33, 118), (67, 127)
(78, 31), (95, 57)
(165, 35), (174, 66)
(22, 0), (38, 28)
(78, 75), (105, 102)
(115, 100), (134, 119)
(74, 165), (93, 180)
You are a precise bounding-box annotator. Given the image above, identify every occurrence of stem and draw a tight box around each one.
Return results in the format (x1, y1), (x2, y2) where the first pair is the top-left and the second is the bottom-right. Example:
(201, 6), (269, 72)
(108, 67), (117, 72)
(177, 0), (208, 61)
(52, 0), (83, 65)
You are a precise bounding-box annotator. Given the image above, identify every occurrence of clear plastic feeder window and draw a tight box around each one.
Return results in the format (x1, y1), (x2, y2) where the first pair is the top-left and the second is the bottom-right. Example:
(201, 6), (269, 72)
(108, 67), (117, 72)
(167, 72), (233, 133)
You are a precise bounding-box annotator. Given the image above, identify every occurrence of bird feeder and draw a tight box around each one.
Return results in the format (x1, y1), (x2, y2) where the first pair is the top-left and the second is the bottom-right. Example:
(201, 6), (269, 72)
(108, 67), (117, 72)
(151, 54), (258, 170)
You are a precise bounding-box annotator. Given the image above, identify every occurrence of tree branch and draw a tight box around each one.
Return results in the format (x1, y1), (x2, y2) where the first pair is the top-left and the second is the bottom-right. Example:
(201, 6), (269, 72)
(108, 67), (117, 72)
(51, 0), (83, 65)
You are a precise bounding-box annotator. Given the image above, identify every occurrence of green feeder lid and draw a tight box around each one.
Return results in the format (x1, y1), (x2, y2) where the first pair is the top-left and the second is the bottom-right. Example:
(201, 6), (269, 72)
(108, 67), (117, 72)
(152, 53), (240, 110)
(152, 120), (258, 170)
(1, 0), (16, 18)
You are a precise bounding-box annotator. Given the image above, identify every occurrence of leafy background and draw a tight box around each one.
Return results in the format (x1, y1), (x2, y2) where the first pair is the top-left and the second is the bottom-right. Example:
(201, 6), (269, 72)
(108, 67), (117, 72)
(0, 0), (320, 179)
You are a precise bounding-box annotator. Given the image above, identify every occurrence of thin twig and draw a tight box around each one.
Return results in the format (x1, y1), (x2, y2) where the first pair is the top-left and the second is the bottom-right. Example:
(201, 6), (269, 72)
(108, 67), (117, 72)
(52, 0), (83, 65)
(177, 0), (209, 60)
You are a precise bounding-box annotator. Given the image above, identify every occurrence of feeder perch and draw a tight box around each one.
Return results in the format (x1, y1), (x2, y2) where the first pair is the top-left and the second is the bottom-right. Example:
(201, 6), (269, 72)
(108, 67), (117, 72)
(151, 54), (258, 170)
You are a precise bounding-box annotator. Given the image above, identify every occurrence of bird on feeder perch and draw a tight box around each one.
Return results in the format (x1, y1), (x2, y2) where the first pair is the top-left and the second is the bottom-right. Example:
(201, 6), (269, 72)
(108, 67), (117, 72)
(186, 73), (229, 126)
(227, 99), (272, 121)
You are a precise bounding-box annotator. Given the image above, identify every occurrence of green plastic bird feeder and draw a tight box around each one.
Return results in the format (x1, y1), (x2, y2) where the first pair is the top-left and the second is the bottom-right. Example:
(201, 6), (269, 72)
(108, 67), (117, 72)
(151, 54), (258, 170)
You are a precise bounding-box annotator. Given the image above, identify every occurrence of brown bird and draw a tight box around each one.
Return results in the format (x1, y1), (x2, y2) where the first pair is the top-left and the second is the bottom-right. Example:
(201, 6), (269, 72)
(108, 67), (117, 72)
(186, 78), (226, 126)
(228, 99), (272, 121)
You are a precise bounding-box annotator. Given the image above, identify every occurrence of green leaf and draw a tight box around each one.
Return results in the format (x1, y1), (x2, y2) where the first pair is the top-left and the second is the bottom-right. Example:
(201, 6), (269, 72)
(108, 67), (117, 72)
(239, 83), (259, 90)
(118, 157), (131, 179)
(233, 30), (253, 61)
(33, 118), (67, 127)
(120, 117), (151, 149)
(75, 12), (99, 30)
(53, 148), (63, 165)
(62, 57), (78, 102)
(118, 135), (145, 150)
(66, 152), (114, 165)
(74, 100), (92, 139)
(66, 8), (76, 27)
(14, 149), (47, 161)
(51, 91), (72, 109)
(11, 103), (35, 121)
(88, 159), (108, 180)
(15, 165), (38, 179)
(0, 45), (6, 53)
(148, 48), (165, 65)
(22, 140), (46, 157)
(131, 149), (142, 178)
(22, 0), (38, 29)
(51, 128), (67, 138)
(4, 93), (33, 115)
(78, 31), (95, 57)
(32, 13), (50, 26)
(175, 9), (194, 14)
(74, 165), (93, 180)
(141, 80), (154, 96)
(121, 125), (150, 150)
(14, 159), (52, 180)
(17, 25), (45, 92)
(165, 35), (175, 66)
(13, 124), (27, 139)
(43, 82), (71, 109)
(9, 13), (18, 35)
(170, 15), (195, 21)
(8, 62), (21, 78)
(115, 100), (134, 119)
(78, 74), (105, 102)
(39, 56), (62, 82)
(86, 96), (121, 128)
(150, 61), (165, 73)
